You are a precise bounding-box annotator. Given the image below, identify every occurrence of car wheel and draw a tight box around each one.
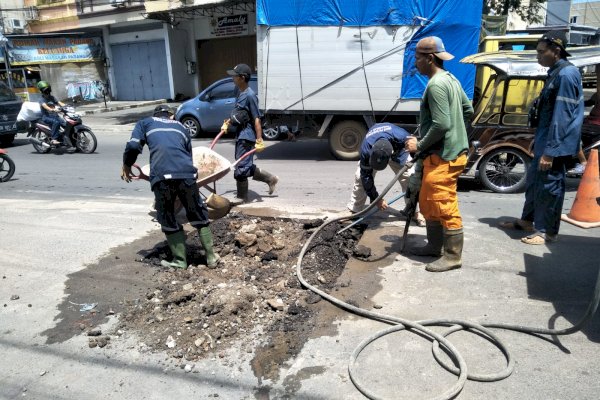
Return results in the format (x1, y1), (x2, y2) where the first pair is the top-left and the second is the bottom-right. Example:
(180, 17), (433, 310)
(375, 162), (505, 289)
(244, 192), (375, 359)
(328, 120), (366, 161)
(181, 116), (201, 139)
(263, 127), (280, 141)
(478, 148), (531, 193)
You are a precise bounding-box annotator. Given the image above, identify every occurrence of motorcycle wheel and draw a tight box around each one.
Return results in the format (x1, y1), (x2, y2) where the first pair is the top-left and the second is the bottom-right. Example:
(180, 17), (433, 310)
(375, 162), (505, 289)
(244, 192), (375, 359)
(75, 129), (97, 154)
(31, 130), (52, 154)
(0, 154), (15, 182)
(478, 147), (530, 193)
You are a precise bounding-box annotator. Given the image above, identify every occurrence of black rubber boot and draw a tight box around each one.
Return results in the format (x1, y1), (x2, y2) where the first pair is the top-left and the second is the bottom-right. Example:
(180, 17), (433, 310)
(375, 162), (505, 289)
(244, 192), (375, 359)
(409, 220), (443, 256)
(253, 167), (279, 195)
(199, 226), (221, 269)
(236, 180), (248, 201)
(160, 230), (188, 269)
(426, 228), (463, 272)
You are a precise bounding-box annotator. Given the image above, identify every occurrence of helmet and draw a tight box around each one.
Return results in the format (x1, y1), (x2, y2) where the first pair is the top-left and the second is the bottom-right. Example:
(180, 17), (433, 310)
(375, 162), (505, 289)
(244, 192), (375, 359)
(37, 81), (51, 94)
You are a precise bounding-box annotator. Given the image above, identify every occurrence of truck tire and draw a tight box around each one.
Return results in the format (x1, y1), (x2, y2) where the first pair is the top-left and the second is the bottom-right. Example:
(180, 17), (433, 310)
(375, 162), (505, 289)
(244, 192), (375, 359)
(329, 120), (366, 161)
(478, 147), (530, 193)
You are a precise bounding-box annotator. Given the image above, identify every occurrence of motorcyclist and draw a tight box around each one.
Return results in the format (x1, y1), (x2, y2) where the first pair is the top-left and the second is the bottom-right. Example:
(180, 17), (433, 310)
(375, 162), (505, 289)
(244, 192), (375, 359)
(120, 105), (220, 269)
(37, 81), (67, 146)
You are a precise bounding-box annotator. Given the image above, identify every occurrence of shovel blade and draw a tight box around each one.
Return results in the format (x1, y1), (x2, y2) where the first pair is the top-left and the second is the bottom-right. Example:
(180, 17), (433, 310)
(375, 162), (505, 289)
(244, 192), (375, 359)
(206, 193), (231, 220)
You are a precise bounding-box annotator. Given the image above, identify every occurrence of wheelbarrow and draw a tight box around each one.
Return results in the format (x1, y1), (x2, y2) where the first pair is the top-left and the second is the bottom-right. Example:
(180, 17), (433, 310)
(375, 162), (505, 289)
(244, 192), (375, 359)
(132, 146), (256, 220)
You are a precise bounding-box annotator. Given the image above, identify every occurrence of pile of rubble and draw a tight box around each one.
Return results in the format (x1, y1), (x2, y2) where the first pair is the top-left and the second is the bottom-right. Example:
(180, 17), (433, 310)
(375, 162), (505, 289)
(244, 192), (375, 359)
(114, 212), (366, 365)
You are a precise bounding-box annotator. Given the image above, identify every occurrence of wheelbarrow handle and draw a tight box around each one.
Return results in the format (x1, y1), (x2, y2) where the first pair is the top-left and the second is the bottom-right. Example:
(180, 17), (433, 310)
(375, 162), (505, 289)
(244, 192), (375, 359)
(131, 164), (149, 181)
(231, 148), (257, 168)
(209, 129), (227, 150)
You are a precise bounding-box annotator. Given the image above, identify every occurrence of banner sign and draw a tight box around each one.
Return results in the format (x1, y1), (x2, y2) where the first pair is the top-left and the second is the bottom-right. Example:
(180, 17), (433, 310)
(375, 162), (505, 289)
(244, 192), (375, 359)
(8, 37), (103, 65)
(210, 14), (249, 37)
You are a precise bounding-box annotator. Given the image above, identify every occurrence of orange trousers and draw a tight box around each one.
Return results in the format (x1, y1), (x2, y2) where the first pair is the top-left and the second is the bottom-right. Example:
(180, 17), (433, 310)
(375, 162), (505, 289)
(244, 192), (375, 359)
(418, 153), (467, 229)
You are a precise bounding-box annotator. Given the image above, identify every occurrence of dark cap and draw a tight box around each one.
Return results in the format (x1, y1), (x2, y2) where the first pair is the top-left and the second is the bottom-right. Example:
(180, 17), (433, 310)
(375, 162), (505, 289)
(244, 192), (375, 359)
(540, 30), (571, 57)
(416, 36), (454, 61)
(153, 104), (174, 116)
(370, 139), (393, 171)
(227, 63), (252, 77)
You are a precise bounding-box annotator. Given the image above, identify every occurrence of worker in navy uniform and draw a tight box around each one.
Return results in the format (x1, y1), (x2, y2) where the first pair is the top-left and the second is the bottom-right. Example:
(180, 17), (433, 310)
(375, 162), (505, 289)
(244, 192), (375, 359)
(501, 30), (584, 245)
(225, 63), (278, 201)
(347, 122), (425, 226)
(120, 105), (220, 269)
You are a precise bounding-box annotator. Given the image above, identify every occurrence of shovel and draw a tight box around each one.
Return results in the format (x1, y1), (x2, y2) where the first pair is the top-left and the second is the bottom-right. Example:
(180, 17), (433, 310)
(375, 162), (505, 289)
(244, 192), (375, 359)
(131, 163), (233, 221)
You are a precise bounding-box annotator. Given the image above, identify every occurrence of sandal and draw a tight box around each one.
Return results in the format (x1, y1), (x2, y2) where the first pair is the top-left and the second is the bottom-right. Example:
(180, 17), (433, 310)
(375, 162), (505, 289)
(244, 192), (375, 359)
(499, 219), (535, 232)
(521, 233), (545, 245)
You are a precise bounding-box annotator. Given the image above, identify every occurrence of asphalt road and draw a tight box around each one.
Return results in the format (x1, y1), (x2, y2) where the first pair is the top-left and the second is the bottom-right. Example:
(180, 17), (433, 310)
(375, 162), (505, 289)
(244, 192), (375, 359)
(1, 109), (599, 399)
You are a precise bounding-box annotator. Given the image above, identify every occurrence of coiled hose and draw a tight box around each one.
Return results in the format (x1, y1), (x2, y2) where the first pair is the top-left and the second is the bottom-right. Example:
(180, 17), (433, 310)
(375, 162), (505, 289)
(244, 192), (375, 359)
(294, 161), (600, 400)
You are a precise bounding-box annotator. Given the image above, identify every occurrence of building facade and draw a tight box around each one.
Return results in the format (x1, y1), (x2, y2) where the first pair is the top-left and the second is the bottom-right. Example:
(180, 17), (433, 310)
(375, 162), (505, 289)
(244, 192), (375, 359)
(6, 0), (258, 102)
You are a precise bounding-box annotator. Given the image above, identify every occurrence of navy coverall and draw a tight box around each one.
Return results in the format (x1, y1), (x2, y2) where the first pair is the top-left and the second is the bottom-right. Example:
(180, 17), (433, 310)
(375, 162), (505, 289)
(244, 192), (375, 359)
(232, 86), (261, 181)
(123, 116), (209, 233)
(521, 59), (584, 235)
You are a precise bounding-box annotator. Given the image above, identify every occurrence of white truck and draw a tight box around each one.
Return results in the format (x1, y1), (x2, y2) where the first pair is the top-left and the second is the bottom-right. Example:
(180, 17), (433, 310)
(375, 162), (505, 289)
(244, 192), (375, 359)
(256, 0), (482, 160)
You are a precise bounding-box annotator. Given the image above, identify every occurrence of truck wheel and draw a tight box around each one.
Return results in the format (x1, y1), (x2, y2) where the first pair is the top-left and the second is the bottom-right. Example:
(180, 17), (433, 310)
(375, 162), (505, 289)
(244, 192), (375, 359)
(329, 120), (366, 161)
(478, 148), (530, 193)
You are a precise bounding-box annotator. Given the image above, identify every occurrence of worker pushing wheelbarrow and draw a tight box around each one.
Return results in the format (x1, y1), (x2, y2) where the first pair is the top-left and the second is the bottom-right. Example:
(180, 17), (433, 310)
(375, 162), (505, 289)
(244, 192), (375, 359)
(121, 105), (222, 270)
(132, 108), (263, 219)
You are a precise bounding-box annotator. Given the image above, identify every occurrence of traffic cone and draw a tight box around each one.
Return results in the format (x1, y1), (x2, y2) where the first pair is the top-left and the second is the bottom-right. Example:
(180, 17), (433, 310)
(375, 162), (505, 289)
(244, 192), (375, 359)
(561, 148), (600, 228)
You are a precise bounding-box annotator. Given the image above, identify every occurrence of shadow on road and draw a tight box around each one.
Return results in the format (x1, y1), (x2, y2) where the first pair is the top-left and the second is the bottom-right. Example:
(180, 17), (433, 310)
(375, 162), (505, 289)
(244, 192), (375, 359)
(480, 216), (600, 343)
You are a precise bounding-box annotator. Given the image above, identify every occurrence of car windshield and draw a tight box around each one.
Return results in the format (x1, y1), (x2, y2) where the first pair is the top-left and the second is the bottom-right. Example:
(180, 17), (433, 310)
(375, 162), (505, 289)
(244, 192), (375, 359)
(474, 75), (544, 126)
(0, 82), (18, 102)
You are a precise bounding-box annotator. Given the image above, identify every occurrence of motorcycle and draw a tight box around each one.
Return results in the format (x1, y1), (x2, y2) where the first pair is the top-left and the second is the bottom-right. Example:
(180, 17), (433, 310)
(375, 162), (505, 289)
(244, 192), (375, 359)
(28, 106), (97, 154)
(0, 148), (15, 182)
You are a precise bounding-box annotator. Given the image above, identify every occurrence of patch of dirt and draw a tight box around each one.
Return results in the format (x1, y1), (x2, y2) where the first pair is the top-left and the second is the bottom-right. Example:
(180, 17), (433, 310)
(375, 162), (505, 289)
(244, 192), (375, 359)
(41, 211), (366, 391)
(118, 212), (364, 367)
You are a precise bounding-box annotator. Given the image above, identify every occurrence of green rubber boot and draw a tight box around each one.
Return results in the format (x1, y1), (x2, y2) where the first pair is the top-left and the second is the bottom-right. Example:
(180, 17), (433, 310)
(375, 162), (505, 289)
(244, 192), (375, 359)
(199, 226), (221, 269)
(425, 228), (463, 272)
(408, 220), (443, 256)
(160, 230), (188, 269)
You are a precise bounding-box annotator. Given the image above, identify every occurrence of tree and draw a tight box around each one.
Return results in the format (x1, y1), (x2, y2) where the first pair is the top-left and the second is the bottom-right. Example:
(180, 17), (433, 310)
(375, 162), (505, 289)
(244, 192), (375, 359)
(483, 0), (547, 24)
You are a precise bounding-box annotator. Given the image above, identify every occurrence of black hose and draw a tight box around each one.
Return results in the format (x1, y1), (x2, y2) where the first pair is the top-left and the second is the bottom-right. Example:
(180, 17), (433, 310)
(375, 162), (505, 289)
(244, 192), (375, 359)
(295, 162), (600, 400)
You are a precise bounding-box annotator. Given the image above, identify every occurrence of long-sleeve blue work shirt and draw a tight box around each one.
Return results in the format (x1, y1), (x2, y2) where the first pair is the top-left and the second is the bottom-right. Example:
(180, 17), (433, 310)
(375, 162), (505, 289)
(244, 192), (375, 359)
(123, 116), (197, 188)
(359, 123), (410, 202)
(534, 59), (584, 158)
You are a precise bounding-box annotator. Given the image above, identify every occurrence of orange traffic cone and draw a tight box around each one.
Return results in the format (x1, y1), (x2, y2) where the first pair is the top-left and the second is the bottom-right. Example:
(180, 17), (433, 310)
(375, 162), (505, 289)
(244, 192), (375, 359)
(561, 148), (600, 228)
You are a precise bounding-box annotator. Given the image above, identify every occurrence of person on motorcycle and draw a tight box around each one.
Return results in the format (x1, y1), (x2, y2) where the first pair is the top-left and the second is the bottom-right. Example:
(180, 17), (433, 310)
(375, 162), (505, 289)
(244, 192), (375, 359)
(120, 105), (220, 270)
(37, 81), (66, 146)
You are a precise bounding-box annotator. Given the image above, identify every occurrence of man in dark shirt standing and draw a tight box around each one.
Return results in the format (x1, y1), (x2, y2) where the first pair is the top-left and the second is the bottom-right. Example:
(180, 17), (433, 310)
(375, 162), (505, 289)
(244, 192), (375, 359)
(121, 105), (220, 269)
(226, 63), (278, 201)
(501, 30), (584, 245)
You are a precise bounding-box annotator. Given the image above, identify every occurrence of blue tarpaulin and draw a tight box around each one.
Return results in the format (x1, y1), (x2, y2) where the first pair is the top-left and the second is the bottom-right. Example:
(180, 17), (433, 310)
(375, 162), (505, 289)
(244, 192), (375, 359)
(256, 0), (482, 99)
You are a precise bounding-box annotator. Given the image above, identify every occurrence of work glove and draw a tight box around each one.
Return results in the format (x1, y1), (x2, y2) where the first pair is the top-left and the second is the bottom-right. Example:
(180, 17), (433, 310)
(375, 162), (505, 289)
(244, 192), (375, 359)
(255, 139), (266, 153)
(221, 119), (230, 133)
(121, 164), (133, 183)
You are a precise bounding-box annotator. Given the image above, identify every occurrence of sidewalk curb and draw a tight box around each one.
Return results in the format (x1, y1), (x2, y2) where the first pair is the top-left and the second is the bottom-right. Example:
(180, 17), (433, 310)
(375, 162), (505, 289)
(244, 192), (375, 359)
(79, 99), (166, 116)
